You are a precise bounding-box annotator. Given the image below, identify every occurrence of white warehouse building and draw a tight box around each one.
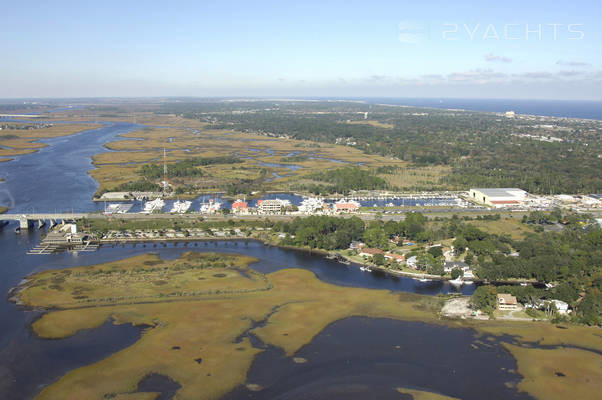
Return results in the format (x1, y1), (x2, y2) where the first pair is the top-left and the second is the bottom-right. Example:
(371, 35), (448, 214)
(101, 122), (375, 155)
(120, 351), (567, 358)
(469, 188), (528, 207)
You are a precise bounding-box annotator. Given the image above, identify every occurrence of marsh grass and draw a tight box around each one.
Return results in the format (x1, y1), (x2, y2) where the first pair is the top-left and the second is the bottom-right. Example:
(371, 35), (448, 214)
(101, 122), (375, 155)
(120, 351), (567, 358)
(17, 252), (602, 400)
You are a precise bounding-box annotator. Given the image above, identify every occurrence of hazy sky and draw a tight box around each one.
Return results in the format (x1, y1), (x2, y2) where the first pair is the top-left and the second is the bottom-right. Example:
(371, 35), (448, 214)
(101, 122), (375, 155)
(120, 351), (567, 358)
(2, 0), (601, 99)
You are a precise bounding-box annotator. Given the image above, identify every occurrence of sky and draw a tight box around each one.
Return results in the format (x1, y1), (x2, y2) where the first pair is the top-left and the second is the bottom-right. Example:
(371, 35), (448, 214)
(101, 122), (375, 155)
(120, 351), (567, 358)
(1, 0), (601, 99)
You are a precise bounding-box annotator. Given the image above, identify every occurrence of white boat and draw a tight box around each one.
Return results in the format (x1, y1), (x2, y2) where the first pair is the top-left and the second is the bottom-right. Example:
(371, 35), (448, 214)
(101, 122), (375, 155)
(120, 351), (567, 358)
(199, 199), (222, 214)
(418, 275), (432, 282)
(463, 280), (474, 285)
(105, 203), (133, 215)
(386, 202), (395, 207)
(141, 198), (165, 214)
(449, 277), (464, 286)
(170, 200), (192, 214)
(299, 197), (325, 213)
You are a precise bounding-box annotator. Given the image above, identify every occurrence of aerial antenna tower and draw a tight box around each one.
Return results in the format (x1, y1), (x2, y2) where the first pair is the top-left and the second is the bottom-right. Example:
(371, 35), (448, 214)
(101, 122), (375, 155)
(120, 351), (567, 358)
(163, 148), (168, 194)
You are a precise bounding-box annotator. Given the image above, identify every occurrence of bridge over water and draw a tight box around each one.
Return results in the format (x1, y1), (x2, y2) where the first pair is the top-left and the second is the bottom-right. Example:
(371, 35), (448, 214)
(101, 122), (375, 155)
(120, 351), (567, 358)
(0, 213), (89, 229)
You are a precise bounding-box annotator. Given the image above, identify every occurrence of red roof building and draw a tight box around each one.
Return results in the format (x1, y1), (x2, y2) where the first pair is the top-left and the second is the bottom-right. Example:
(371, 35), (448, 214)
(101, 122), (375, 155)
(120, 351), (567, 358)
(231, 200), (248, 214)
(359, 248), (385, 257)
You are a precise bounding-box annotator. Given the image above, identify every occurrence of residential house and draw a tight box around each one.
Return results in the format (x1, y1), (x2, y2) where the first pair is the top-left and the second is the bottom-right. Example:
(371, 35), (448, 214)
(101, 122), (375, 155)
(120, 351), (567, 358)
(385, 252), (406, 263)
(444, 261), (470, 273)
(359, 248), (385, 258)
(497, 293), (519, 310)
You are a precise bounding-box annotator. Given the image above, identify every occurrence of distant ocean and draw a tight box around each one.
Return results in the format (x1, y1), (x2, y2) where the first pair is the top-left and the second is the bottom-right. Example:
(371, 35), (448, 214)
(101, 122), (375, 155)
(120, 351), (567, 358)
(356, 98), (602, 121)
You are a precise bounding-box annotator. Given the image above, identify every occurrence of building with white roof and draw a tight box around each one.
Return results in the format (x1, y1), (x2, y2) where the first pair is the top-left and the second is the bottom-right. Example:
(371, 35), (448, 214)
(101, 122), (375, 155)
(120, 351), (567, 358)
(469, 188), (528, 207)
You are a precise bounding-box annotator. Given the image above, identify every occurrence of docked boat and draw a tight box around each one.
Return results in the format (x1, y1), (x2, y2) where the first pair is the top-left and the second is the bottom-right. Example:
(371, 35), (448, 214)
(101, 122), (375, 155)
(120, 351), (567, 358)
(199, 199), (222, 214)
(141, 198), (165, 214)
(104, 203), (133, 215)
(170, 200), (192, 214)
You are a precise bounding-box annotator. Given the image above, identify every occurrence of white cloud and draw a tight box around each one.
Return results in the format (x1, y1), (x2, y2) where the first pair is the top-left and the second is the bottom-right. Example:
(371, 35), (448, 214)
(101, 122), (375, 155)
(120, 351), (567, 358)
(484, 53), (512, 63)
(556, 60), (590, 67)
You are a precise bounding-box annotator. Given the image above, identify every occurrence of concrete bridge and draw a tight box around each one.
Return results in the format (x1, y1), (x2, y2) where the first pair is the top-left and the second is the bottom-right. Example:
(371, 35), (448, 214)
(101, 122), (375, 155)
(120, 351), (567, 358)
(1, 213), (89, 229)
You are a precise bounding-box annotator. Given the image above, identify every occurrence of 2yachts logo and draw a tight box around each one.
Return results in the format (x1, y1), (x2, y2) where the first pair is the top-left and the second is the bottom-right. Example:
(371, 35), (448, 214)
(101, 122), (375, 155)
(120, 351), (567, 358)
(399, 21), (585, 43)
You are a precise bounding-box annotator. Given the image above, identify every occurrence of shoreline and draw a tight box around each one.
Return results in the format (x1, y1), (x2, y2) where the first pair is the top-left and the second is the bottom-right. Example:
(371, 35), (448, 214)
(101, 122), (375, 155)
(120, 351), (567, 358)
(44, 235), (537, 286)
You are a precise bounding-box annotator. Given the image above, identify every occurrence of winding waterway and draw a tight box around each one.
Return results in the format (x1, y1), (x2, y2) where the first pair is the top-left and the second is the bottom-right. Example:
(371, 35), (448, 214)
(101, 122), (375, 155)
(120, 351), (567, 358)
(0, 121), (528, 399)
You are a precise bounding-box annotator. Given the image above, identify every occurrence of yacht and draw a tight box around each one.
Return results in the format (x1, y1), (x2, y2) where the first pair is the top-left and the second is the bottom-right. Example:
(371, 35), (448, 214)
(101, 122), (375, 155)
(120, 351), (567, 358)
(105, 203), (133, 215)
(141, 198), (165, 214)
(170, 200), (192, 214)
(199, 199), (222, 214)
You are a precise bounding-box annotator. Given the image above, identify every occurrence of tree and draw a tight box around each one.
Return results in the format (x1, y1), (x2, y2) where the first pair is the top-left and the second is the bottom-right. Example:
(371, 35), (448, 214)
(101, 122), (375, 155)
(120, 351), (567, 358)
(453, 236), (468, 253)
(416, 253), (443, 275)
(428, 246), (443, 258)
(451, 268), (464, 279)
(464, 252), (474, 265)
(364, 226), (388, 249)
(372, 253), (386, 266)
(470, 286), (498, 313)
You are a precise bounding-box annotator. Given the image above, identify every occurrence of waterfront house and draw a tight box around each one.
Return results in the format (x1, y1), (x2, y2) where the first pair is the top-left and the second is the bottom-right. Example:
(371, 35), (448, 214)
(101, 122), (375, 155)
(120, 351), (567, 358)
(349, 241), (365, 250)
(444, 261), (470, 273)
(385, 252), (405, 263)
(359, 248), (384, 258)
(550, 299), (569, 314)
(406, 255), (418, 269)
(497, 294), (519, 310)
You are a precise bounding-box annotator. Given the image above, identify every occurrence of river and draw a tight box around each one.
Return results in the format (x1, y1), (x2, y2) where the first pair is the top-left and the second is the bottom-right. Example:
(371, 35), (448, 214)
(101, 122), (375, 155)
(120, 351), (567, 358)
(0, 121), (529, 399)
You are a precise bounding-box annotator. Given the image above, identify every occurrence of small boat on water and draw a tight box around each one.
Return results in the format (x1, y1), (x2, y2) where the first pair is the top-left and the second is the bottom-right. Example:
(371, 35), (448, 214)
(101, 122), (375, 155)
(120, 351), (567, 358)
(463, 280), (474, 285)
(449, 277), (464, 286)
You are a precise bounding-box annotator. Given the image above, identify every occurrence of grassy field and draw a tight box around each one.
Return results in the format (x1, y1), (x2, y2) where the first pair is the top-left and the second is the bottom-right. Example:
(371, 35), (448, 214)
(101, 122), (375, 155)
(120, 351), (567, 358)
(16, 252), (602, 400)
(465, 217), (535, 239)
(503, 344), (602, 400)
(0, 123), (101, 158)
(379, 165), (452, 191)
(346, 120), (395, 129)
